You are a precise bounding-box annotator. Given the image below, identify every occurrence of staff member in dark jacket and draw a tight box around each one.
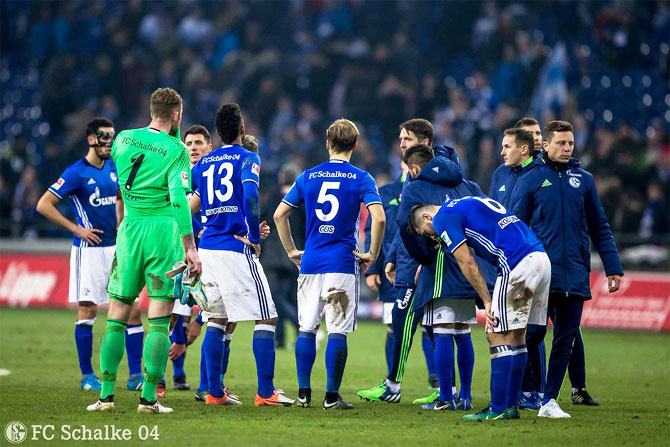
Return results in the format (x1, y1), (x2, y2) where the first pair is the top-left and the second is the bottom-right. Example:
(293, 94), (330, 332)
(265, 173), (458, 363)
(490, 126), (546, 409)
(358, 119), (454, 404)
(363, 169), (407, 375)
(492, 119), (598, 410)
(489, 124), (537, 207)
(511, 120), (623, 419)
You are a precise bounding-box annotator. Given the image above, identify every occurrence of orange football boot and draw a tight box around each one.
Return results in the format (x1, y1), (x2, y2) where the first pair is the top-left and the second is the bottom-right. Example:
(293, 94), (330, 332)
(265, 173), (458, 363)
(254, 389), (295, 407)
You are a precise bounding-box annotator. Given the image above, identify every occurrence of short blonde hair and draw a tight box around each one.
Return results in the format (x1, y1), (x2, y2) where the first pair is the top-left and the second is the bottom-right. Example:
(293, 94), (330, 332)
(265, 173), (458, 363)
(150, 88), (182, 121)
(326, 119), (359, 153)
(242, 134), (259, 153)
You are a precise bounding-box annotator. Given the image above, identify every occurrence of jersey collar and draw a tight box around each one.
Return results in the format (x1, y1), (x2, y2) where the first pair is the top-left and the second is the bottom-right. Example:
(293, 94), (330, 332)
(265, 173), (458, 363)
(82, 157), (106, 170)
(329, 158), (348, 164)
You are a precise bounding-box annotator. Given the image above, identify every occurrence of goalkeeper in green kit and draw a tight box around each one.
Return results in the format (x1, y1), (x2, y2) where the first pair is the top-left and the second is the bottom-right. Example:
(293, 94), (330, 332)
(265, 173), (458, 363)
(87, 88), (201, 414)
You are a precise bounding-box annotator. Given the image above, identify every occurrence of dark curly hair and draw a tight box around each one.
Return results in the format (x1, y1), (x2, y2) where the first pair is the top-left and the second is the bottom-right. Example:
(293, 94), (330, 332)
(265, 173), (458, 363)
(215, 103), (243, 144)
(85, 118), (114, 136)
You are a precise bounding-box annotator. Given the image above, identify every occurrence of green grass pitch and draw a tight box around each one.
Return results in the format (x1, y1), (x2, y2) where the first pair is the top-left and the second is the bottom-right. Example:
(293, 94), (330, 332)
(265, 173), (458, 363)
(0, 308), (668, 446)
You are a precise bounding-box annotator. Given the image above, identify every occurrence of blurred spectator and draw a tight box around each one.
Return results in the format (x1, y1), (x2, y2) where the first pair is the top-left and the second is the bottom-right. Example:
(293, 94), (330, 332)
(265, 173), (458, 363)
(39, 139), (69, 183)
(11, 166), (41, 239)
(0, 175), (12, 236)
(0, 0), (667, 257)
(639, 181), (670, 238)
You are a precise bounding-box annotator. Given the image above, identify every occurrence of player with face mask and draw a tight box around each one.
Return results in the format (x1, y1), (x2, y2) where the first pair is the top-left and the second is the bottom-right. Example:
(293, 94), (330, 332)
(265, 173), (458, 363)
(37, 118), (145, 392)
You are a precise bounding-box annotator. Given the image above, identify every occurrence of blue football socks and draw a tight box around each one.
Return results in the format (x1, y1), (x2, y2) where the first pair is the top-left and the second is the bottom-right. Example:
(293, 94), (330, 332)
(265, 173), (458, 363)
(490, 345), (514, 414)
(454, 328), (475, 400)
(295, 331), (317, 389)
(125, 323), (144, 376)
(198, 340), (208, 393)
(75, 319), (95, 376)
(325, 333), (348, 393)
(170, 316), (186, 379)
(507, 344), (528, 408)
(433, 329), (455, 402)
(253, 325), (276, 398)
(220, 333), (232, 383)
(203, 323), (225, 398)
(421, 326), (437, 377)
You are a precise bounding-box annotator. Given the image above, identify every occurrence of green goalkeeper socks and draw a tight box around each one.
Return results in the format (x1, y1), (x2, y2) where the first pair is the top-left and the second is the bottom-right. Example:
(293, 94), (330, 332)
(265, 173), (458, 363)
(99, 319), (128, 399)
(141, 316), (171, 402)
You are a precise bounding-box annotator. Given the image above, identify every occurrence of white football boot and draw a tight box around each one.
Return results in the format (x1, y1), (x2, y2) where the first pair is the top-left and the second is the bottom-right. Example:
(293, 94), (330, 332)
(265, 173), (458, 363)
(538, 399), (571, 418)
(137, 400), (174, 414)
(87, 400), (115, 412)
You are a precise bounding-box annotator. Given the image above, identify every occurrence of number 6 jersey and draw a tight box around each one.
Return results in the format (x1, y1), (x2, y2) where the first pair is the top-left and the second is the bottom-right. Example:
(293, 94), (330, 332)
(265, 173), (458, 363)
(191, 144), (261, 252)
(432, 196), (545, 275)
(282, 158), (381, 274)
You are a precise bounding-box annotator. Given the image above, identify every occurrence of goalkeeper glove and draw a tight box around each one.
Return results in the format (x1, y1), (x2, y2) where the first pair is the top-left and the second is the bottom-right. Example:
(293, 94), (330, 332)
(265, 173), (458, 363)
(166, 261), (207, 310)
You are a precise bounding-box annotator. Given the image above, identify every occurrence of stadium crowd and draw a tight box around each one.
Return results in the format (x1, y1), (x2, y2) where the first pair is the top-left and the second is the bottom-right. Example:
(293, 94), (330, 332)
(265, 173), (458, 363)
(1, 0), (668, 251)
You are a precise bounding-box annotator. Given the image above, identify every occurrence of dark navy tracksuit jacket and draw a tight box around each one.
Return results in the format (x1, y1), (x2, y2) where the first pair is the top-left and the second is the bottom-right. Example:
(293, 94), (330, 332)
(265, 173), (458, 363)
(364, 175), (404, 303)
(396, 156), (496, 313)
(510, 154), (623, 298)
(510, 153), (623, 400)
(488, 158), (535, 208)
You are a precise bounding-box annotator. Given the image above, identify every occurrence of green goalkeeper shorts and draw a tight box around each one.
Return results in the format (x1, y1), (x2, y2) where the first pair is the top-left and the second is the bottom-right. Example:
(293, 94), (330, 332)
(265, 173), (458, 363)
(107, 216), (182, 302)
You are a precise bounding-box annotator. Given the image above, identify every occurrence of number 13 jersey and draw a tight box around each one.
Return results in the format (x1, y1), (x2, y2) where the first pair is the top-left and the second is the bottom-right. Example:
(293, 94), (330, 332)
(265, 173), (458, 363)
(191, 144), (261, 252)
(282, 158), (381, 274)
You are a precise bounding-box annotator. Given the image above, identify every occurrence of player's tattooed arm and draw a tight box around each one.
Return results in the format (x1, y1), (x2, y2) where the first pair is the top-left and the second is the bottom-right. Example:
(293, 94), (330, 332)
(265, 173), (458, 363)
(182, 232), (197, 250)
(182, 232), (202, 276)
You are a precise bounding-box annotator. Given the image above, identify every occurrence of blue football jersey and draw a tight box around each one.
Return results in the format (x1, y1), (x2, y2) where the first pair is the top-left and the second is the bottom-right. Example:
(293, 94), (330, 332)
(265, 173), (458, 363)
(282, 159), (382, 274)
(48, 158), (119, 247)
(432, 196), (544, 274)
(191, 144), (260, 252)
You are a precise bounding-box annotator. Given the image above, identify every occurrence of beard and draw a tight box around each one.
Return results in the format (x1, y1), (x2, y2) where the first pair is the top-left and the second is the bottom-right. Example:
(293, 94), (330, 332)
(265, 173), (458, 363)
(95, 146), (112, 160)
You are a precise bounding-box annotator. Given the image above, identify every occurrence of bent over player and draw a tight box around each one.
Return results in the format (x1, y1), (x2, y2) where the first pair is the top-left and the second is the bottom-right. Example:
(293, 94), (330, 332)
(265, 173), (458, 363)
(87, 88), (201, 414)
(411, 197), (550, 420)
(36, 118), (144, 392)
(274, 119), (386, 409)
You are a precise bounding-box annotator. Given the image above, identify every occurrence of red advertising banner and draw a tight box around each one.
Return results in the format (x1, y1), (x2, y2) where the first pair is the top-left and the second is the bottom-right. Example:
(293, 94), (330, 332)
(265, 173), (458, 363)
(582, 271), (670, 332)
(1, 252), (668, 331)
(0, 253), (70, 308)
(0, 253), (154, 310)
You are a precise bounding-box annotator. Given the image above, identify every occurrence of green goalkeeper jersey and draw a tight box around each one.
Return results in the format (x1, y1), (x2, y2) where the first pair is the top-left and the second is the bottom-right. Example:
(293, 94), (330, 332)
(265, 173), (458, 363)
(112, 126), (193, 236)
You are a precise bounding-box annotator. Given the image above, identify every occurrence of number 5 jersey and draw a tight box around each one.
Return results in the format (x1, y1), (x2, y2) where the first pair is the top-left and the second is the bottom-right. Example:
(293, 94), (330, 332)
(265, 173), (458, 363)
(282, 158), (381, 274)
